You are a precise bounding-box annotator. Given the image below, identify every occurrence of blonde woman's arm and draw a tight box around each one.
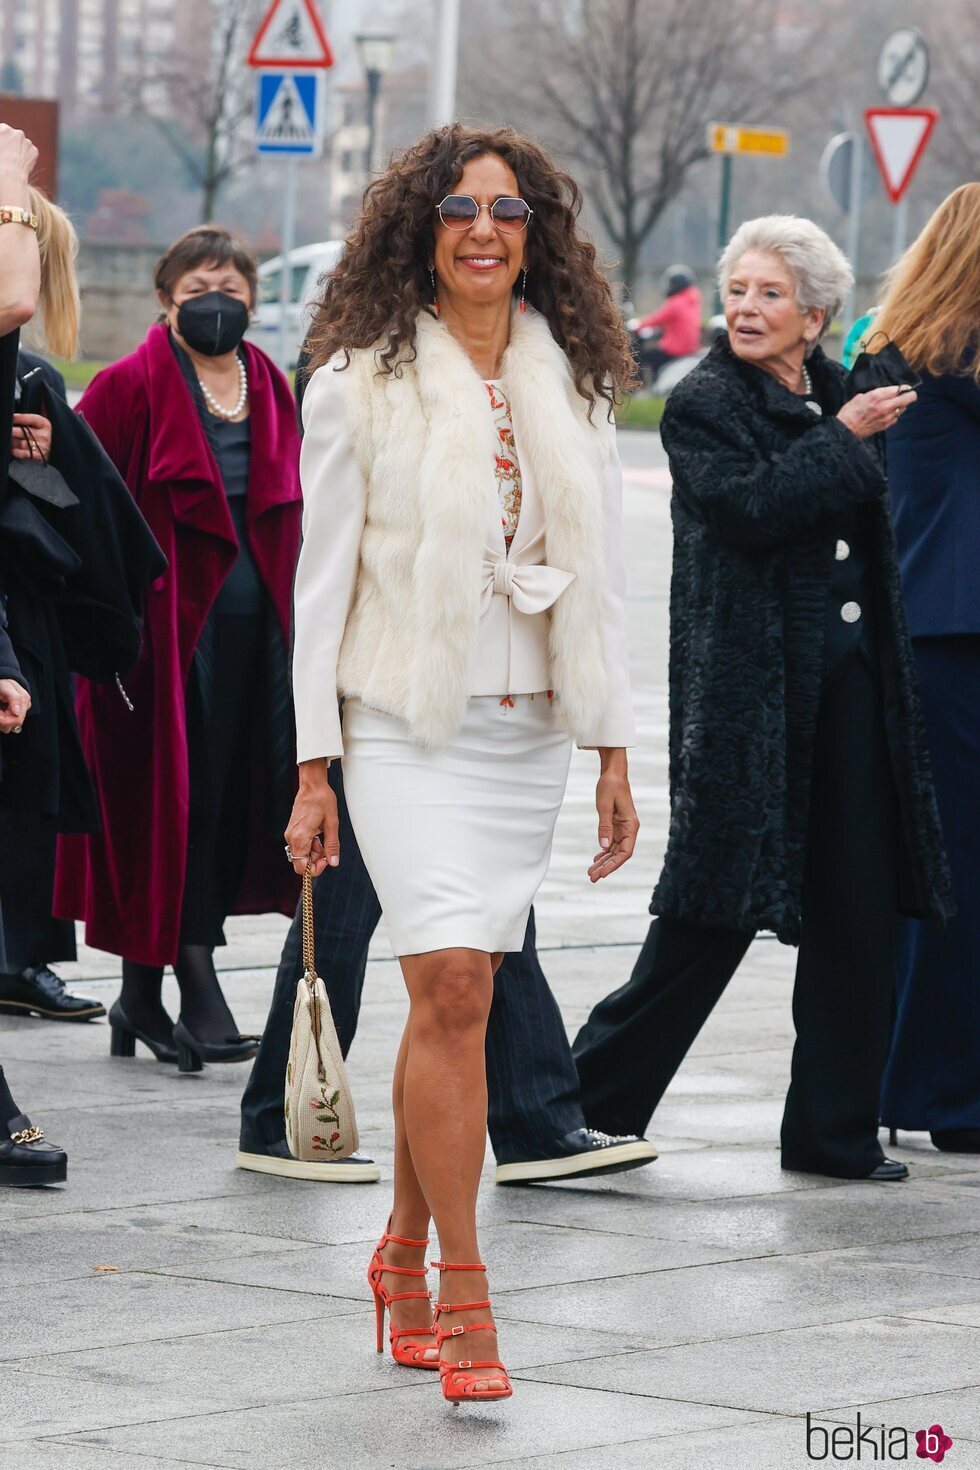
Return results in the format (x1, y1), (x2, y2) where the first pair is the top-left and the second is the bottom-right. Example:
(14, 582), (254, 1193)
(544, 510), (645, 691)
(0, 126), (39, 334)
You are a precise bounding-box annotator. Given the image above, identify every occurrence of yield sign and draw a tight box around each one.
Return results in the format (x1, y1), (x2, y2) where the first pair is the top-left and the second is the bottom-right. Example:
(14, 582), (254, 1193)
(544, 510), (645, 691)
(247, 0), (333, 69)
(864, 107), (939, 204)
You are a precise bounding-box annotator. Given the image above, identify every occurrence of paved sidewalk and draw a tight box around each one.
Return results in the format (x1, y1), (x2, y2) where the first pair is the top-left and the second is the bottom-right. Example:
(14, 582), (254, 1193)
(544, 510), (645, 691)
(2, 434), (979, 1469)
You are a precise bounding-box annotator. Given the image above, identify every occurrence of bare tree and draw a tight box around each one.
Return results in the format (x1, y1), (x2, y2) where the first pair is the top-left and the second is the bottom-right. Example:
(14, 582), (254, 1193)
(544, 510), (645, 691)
(929, 0), (980, 182)
(138, 0), (263, 222)
(467, 0), (832, 294)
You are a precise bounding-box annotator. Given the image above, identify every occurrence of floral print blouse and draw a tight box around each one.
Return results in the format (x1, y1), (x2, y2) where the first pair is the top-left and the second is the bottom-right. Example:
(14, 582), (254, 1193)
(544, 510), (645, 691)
(486, 381), (522, 549)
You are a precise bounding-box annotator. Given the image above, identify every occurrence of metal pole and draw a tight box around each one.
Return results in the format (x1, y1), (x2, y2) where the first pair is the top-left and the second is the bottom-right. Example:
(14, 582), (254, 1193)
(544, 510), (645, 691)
(277, 155), (297, 372)
(365, 68), (380, 175)
(430, 0), (460, 126)
(892, 193), (909, 264)
(844, 133), (864, 331)
(714, 153), (732, 312)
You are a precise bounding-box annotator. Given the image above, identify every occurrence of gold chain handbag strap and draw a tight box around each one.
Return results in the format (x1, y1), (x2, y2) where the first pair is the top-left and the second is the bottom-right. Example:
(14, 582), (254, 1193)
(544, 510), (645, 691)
(302, 863), (319, 984)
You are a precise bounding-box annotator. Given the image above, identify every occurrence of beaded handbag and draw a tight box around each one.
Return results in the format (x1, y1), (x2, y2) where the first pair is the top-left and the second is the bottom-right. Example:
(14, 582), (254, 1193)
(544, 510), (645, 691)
(284, 867), (360, 1162)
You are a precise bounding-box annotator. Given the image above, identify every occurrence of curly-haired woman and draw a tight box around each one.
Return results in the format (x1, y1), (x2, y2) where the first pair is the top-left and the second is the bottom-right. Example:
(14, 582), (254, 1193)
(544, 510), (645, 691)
(284, 125), (638, 1403)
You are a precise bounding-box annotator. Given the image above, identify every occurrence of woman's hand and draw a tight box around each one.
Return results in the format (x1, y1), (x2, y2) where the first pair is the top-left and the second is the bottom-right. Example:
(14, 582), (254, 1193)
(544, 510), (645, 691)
(0, 679), (30, 734)
(11, 413), (52, 461)
(589, 749), (639, 883)
(0, 125), (38, 190)
(837, 384), (917, 440)
(284, 758), (339, 877)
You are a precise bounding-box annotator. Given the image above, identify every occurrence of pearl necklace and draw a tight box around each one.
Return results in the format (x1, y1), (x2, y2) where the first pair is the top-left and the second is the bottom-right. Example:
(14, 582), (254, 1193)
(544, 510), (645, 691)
(197, 355), (247, 420)
(801, 363), (822, 415)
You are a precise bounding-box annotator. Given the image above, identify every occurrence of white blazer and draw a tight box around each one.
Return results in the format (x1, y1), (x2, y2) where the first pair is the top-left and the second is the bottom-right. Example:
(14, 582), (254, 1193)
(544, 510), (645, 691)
(294, 307), (635, 759)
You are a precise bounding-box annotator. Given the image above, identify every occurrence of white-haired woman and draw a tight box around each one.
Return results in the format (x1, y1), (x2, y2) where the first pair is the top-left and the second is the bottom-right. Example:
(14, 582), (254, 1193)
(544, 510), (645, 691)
(574, 215), (953, 1181)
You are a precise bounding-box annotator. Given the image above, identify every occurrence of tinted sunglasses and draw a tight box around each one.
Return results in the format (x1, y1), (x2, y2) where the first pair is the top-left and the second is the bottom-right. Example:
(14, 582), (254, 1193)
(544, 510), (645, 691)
(437, 195), (533, 234)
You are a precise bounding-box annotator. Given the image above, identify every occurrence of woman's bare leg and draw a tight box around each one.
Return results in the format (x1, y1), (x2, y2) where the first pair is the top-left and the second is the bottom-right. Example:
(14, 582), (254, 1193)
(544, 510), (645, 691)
(377, 1015), (436, 1354)
(398, 946), (506, 1389)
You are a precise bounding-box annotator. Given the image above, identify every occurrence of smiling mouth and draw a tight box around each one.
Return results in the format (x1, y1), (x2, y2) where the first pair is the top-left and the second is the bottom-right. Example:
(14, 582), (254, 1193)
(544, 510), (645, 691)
(457, 256), (506, 269)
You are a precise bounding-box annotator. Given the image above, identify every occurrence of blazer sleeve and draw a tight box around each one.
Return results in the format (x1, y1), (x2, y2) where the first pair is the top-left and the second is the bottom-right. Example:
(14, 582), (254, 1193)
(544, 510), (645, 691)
(578, 413), (636, 749)
(293, 361), (367, 762)
(662, 389), (884, 552)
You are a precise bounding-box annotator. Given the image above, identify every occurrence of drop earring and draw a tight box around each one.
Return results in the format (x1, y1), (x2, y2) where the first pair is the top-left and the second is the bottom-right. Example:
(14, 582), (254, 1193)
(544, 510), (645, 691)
(519, 267), (528, 314)
(429, 266), (440, 316)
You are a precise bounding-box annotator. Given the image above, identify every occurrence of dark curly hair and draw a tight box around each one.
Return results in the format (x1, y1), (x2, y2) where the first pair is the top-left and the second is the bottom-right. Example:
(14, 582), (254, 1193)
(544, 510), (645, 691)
(305, 125), (636, 412)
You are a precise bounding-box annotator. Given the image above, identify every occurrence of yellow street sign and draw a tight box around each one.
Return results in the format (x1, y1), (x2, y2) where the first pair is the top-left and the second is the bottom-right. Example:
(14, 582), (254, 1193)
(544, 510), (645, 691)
(708, 124), (790, 157)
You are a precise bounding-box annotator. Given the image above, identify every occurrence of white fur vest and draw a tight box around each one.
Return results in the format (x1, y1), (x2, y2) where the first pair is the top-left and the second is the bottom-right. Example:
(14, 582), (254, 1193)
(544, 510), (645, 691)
(334, 306), (611, 748)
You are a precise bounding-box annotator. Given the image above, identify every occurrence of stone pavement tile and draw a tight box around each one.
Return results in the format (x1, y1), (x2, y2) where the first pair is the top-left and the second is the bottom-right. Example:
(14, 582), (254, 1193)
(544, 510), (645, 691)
(0, 1213), (310, 1289)
(0, 1271), (352, 1361)
(520, 1316), (980, 1415)
(148, 1220), (747, 1299)
(56, 1381), (765, 1470)
(832, 1232), (980, 1283)
(498, 1175), (980, 1253)
(906, 1301), (980, 1328)
(820, 1386), (980, 1444)
(453, 1416), (830, 1470)
(92, 1179), (402, 1248)
(0, 1444), (209, 1470)
(494, 1252), (980, 1347)
(537, 1144), (834, 1203)
(13, 1312), (646, 1432)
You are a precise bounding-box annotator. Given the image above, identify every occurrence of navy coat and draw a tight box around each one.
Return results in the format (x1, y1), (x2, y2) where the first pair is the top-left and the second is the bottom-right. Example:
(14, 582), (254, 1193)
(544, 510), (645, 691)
(886, 368), (980, 635)
(653, 338), (954, 944)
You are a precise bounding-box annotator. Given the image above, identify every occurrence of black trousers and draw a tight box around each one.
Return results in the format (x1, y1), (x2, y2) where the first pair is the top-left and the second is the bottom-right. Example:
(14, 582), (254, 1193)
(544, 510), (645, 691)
(0, 812), (76, 972)
(882, 635), (980, 1130)
(573, 654), (900, 1177)
(180, 612), (263, 947)
(239, 759), (585, 1162)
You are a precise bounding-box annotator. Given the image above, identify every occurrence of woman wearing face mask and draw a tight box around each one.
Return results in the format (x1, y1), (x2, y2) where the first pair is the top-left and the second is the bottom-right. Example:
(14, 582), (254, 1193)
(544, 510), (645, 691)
(56, 225), (302, 1071)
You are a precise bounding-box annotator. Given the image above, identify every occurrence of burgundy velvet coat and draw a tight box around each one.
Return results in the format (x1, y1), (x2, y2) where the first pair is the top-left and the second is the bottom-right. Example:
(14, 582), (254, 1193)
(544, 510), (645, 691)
(54, 324), (301, 964)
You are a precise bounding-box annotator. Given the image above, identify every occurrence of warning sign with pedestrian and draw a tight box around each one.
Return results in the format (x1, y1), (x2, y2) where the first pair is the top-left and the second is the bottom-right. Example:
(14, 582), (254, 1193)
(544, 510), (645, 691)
(255, 72), (322, 156)
(247, 0), (334, 69)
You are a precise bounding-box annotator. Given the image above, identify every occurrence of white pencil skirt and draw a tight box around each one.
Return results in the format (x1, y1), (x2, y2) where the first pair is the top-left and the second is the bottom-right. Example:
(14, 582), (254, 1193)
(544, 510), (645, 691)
(341, 694), (574, 957)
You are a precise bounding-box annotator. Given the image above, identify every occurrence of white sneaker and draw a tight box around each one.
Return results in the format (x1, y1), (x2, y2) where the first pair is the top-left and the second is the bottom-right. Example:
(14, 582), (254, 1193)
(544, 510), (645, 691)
(495, 1128), (657, 1185)
(236, 1147), (381, 1183)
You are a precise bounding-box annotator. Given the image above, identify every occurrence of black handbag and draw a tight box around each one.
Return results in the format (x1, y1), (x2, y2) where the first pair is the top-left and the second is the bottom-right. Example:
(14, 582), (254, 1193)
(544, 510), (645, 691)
(847, 331), (920, 397)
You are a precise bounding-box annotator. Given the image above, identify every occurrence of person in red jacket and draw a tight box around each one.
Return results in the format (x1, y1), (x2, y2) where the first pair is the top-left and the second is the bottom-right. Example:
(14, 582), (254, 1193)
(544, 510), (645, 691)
(55, 226), (302, 1072)
(634, 265), (702, 381)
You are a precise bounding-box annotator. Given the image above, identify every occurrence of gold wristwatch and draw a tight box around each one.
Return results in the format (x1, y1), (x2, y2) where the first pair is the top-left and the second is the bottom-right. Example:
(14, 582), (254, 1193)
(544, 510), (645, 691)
(0, 206), (39, 230)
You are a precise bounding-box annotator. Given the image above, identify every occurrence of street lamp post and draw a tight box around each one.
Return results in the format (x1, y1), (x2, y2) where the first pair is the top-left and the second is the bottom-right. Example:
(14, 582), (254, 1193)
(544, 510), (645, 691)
(355, 32), (396, 177)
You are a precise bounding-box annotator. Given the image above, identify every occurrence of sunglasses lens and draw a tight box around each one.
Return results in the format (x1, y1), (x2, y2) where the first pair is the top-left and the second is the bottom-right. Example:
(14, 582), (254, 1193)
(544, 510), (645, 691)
(440, 196), (479, 228)
(492, 198), (531, 231)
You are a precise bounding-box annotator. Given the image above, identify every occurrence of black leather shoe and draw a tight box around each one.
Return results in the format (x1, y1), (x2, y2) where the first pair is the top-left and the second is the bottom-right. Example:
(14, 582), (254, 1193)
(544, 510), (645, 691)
(236, 1138), (381, 1182)
(173, 1017), (260, 1073)
(495, 1128), (658, 1185)
(867, 1158), (909, 1181)
(931, 1129), (980, 1154)
(0, 965), (105, 1022)
(0, 1112), (68, 1187)
(108, 1000), (179, 1064)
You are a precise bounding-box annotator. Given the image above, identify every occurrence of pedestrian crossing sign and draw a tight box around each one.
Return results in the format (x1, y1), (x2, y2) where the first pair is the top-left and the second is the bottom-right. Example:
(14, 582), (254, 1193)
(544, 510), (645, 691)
(255, 71), (322, 157)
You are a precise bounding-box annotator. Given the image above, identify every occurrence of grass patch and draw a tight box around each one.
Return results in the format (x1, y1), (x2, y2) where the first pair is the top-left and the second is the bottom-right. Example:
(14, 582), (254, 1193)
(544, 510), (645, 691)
(49, 358), (108, 391)
(615, 394), (666, 430)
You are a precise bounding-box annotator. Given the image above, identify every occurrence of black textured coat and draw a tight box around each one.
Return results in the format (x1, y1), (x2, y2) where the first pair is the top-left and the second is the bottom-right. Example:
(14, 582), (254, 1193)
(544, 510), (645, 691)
(653, 338), (953, 944)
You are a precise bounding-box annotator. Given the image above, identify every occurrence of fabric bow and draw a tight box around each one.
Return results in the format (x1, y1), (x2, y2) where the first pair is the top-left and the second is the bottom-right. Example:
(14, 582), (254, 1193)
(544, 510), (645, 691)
(479, 551), (575, 617)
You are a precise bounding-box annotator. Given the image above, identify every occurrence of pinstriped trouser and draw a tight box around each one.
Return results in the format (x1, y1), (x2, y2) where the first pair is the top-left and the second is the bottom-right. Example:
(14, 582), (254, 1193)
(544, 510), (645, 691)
(239, 759), (585, 1162)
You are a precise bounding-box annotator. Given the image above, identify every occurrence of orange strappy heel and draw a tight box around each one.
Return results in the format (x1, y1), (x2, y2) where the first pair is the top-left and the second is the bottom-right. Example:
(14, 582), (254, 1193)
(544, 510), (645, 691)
(367, 1219), (438, 1369)
(432, 1260), (513, 1404)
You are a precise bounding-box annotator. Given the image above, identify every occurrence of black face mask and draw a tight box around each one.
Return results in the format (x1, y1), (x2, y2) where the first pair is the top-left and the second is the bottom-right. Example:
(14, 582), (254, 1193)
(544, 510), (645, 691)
(176, 291), (249, 357)
(847, 331), (920, 397)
